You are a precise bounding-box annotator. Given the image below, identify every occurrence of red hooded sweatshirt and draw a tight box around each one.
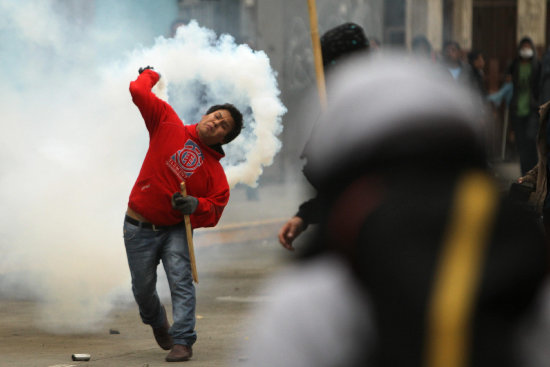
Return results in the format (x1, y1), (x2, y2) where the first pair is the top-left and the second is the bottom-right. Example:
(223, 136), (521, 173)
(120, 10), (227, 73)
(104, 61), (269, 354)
(127, 69), (229, 228)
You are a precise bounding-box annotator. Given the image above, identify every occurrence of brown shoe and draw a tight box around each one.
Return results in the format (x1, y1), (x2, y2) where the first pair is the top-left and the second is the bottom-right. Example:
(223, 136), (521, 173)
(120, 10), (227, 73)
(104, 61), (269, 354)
(152, 310), (173, 350)
(165, 344), (193, 362)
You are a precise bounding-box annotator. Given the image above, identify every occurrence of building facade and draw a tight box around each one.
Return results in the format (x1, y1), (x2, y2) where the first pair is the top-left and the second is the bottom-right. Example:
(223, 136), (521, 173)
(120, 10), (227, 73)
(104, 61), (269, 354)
(175, 0), (550, 179)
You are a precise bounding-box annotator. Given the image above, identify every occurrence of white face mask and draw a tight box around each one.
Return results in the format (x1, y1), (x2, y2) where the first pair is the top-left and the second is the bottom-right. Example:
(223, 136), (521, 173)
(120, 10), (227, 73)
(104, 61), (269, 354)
(520, 47), (534, 59)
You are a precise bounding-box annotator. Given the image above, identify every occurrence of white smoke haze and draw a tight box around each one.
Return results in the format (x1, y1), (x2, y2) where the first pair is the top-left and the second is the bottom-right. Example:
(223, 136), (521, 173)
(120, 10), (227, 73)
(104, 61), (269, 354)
(106, 20), (287, 187)
(0, 1), (285, 333)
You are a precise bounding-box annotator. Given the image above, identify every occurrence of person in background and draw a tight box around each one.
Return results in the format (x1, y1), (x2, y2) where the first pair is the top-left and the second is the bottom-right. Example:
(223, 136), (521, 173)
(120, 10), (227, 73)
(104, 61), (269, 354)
(507, 36), (540, 175)
(518, 100), (550, 237)
(411, 34), (435, 62)
(369, 37), (381, 51)
(243, 53), (547, 367)
(170, 19), (186, 38)
(538, 44), (550, 105)
(468, 50), (487, 96)
(442, 40), (474, 85)
(278, 22), (369, 251)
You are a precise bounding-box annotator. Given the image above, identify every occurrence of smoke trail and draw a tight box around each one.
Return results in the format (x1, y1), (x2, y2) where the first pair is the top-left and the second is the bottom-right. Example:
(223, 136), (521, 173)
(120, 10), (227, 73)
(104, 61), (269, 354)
(105, 20), (287, 187)
(0, 1), (285, 333)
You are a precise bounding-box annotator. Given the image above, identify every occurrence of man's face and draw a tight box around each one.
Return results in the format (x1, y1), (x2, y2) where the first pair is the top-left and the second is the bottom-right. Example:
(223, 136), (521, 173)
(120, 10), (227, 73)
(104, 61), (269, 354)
(474, 54), (485, 70)
(444, 44), (460, 64)
(520, 42), (533, 52)
(196, 109), (235, 146)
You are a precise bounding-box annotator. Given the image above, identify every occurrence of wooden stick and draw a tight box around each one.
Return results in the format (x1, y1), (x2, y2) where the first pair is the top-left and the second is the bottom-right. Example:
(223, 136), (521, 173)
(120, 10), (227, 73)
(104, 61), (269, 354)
(307, 0), (327, 109)
(180, 181), (199, 284)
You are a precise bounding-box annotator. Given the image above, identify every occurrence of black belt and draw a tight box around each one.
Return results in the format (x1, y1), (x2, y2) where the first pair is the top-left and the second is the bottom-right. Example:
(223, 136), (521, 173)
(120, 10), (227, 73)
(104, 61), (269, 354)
(125, 215), (180, 231)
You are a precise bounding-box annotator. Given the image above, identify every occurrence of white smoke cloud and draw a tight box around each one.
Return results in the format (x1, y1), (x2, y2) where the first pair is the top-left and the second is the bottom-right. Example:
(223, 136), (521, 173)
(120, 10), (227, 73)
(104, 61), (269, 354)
(105, 20), (287, 187)
(0, 1), (285, 333)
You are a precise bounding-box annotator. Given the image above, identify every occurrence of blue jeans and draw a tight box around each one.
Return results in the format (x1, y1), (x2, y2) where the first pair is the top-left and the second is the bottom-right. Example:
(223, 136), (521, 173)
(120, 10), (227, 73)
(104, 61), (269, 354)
(123, 218), (196, 346)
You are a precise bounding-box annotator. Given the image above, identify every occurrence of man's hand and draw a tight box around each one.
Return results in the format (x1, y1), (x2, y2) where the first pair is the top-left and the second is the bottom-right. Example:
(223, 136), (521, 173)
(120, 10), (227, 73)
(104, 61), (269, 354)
(278, 216), (305, 251)
(171, 192), (198, 215)
(138, 65), (155, 74)
(518, 175), (535, 185)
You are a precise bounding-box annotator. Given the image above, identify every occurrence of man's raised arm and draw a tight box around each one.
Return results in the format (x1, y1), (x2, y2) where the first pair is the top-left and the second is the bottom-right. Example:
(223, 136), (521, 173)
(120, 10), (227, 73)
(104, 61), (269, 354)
(129, 66), (167, 135)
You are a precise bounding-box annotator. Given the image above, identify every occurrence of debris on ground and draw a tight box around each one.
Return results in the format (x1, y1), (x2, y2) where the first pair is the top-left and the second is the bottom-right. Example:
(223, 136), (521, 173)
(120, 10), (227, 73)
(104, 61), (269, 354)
(71, 354), (91, 361)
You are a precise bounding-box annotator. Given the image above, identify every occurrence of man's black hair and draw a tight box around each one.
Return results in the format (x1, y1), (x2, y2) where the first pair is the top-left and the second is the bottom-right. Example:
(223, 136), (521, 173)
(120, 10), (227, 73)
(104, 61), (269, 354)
(412, 35), (432, 53)
(443, 40), (461, 52)
(320, 23), (369, 72)
(467, 50), (481, 66)
(206, 103), (243, 144)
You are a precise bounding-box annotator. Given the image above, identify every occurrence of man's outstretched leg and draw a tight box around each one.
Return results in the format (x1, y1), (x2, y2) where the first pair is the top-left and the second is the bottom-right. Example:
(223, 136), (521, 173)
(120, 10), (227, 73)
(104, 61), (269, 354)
(123, 220), (174, 350)
(162, 226), (196, 362)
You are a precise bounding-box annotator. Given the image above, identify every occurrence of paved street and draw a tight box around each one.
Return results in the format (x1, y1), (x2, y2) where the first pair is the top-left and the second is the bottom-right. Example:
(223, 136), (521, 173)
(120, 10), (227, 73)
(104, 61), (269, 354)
(0, 162), (521, 367)
(0, 236), (294, 367)
(0, 181), (309, 367)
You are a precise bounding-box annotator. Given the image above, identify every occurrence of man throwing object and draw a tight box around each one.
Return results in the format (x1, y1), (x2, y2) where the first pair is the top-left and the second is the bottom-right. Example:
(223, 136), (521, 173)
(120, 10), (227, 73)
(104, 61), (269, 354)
(123, 66), (242, 362)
